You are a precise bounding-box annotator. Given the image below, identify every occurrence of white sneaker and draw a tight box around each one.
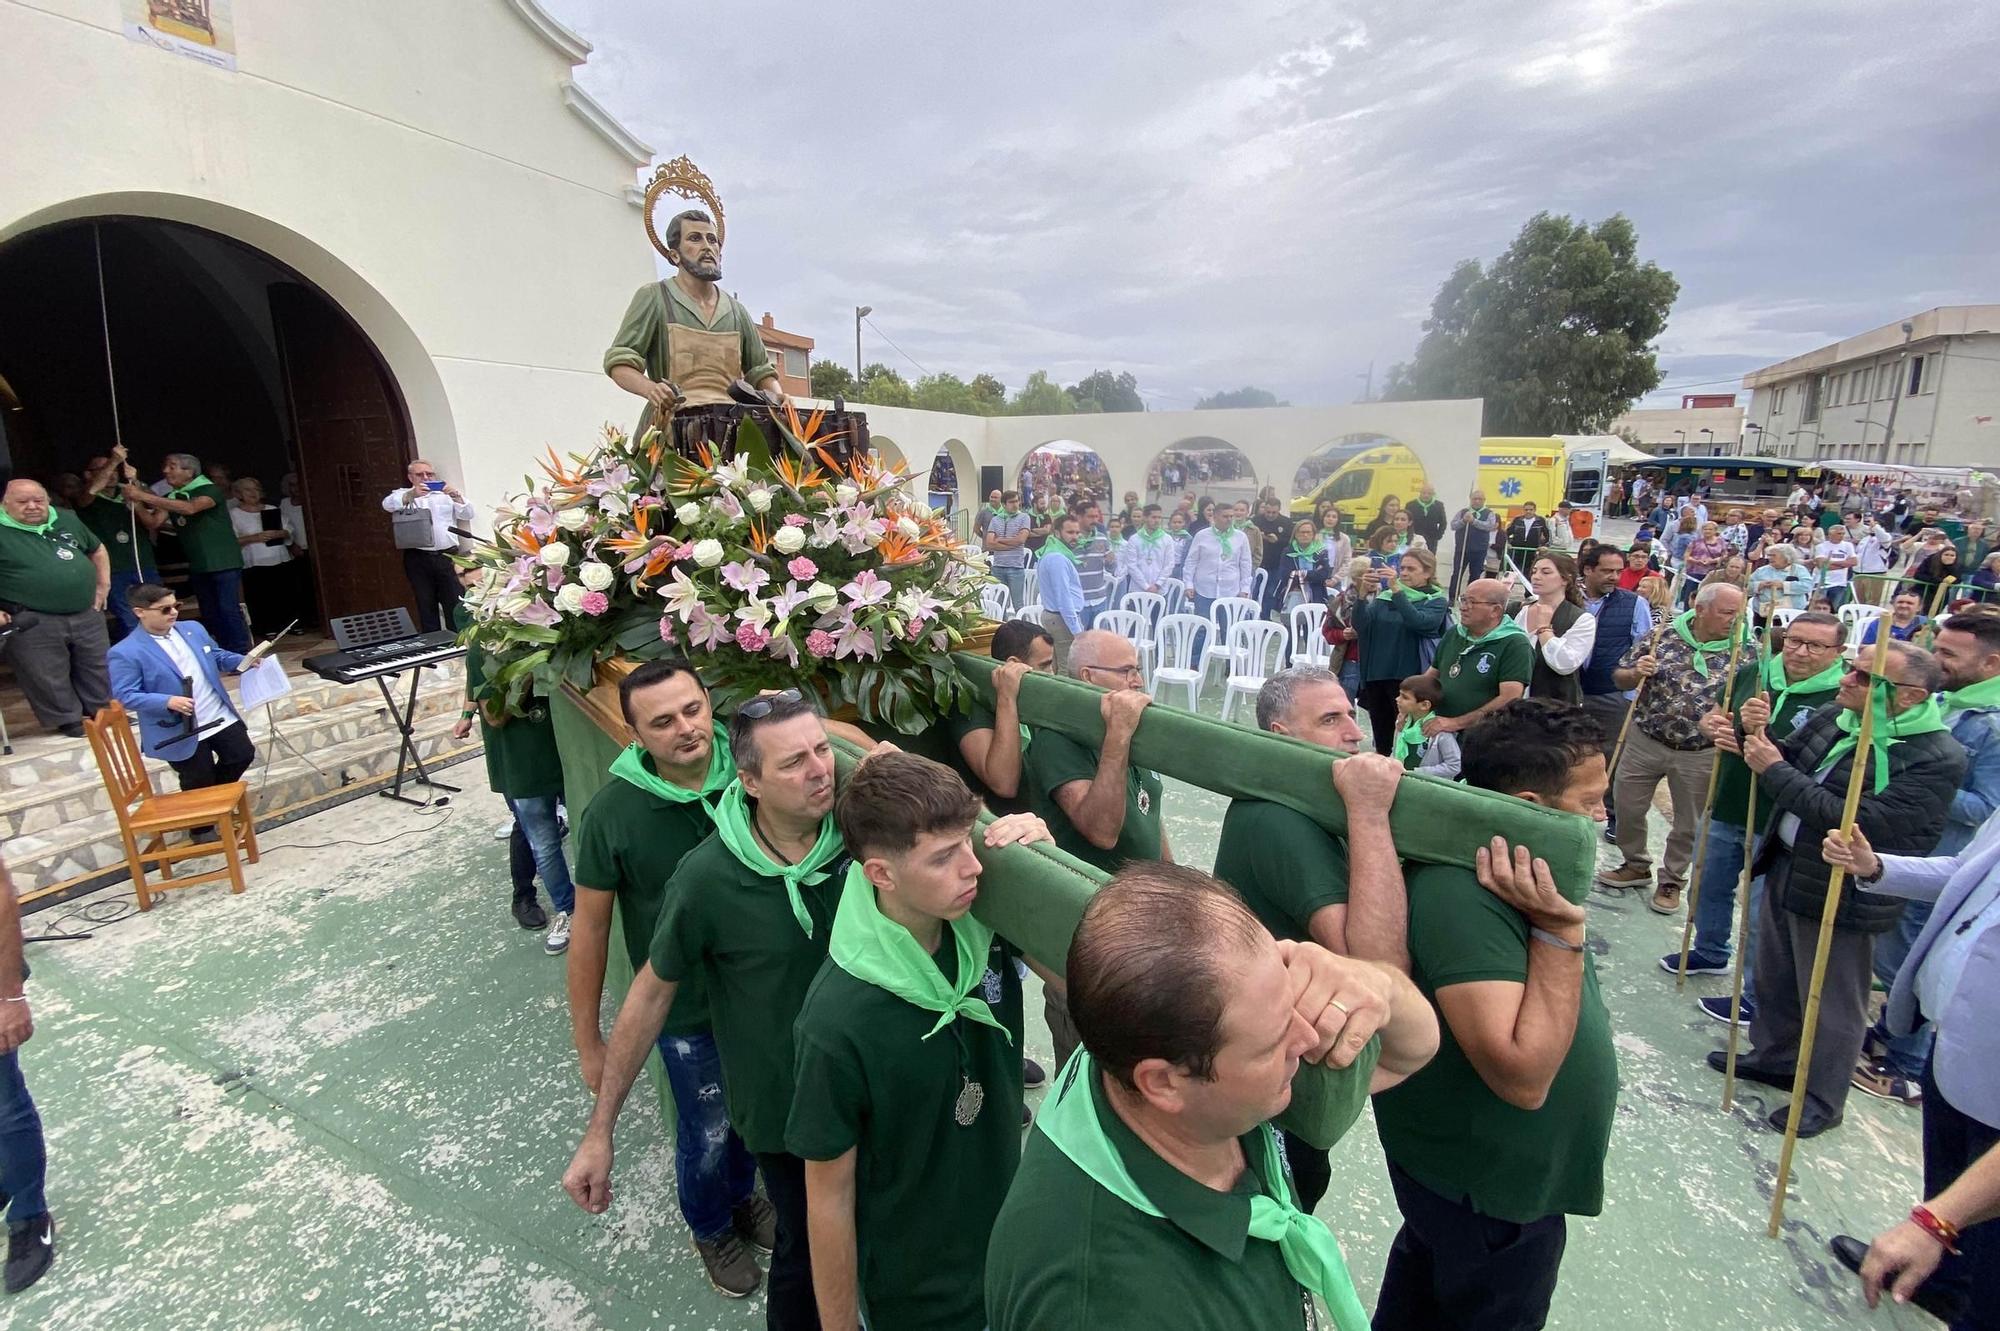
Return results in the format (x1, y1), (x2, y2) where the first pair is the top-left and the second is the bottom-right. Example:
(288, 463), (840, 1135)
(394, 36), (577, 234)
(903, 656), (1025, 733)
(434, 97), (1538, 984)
(544, 910), (571, 955)
(493, 817), (516, 841)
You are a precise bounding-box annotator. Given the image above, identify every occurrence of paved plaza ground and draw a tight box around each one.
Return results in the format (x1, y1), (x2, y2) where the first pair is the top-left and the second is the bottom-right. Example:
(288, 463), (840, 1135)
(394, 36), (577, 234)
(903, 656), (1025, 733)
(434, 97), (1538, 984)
(8, 722), (1937, 1330)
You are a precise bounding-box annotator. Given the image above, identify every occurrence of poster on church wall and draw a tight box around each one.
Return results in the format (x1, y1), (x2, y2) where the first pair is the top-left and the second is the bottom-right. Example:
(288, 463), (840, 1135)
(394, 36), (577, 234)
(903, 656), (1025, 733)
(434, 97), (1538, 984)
(122, 0), (237, 72)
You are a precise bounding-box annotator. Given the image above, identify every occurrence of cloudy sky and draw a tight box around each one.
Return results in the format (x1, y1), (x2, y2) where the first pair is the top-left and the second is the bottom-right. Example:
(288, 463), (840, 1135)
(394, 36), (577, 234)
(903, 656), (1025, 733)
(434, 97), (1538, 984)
(547, 0), (1999, 411)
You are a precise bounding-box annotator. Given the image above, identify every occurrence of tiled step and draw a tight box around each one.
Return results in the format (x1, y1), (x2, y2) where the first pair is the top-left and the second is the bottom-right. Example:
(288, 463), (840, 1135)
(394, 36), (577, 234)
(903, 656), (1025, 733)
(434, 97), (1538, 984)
(10, 709), (484, 896)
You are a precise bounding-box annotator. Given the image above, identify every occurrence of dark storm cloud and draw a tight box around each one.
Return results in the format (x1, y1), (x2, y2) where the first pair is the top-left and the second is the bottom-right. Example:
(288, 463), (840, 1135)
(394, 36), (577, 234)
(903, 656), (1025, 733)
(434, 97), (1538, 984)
(546, 0), (2000, 408)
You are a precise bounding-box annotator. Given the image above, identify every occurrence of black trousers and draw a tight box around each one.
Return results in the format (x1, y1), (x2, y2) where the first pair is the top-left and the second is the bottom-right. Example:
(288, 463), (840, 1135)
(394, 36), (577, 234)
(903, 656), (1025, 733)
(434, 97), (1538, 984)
(1358, 679), (1402, 757)
(753, 1151), (822, 1331)
(1373, 1162), (1568, 1331)
(402, 548), (462, 634)
(1921, 1057), (2000, 1329)
(168, 721), (255, 792)
(1280, 1126), (1332, 1215)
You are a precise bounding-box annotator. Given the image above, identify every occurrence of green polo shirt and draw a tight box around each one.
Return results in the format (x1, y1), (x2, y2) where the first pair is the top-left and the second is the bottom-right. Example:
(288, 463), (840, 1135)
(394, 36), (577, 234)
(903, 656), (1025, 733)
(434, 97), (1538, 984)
(1212, 799), (1349, 943)
(1023, 729), (1163, 874)
(788, 932), (1025, 1331)
(0, 510), (102, 614)
(1372, 864), (1619, 1223)
(464, 647), (563, 800)
(984, 1068), (1323, 1330)
(943, 700), (1030, 818)
(168, 478), (243, 574)
(75, 496), (155, 576)
(649, 832), (848, 1155)
(1432, 626), (1533, 720)
(571, 759), (720, 1037)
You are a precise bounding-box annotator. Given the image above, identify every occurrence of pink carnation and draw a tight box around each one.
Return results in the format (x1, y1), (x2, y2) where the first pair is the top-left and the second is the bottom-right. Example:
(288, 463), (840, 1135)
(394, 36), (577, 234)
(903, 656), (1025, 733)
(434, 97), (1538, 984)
(734, 623), (772, 652)
(783, 513), (808, 527)
(658, 617), (677, 644)
(579, 591), (610, 616)
(805, 629), (837, 658)
(787, 556), (818, 580)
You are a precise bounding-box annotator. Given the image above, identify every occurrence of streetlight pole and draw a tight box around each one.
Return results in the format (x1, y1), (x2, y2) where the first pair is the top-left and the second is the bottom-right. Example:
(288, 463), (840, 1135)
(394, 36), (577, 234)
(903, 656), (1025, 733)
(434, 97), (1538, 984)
(1673, 430), (1687, 454)
(854, 305), (872, 384)
(1699, 428), (1715, 453)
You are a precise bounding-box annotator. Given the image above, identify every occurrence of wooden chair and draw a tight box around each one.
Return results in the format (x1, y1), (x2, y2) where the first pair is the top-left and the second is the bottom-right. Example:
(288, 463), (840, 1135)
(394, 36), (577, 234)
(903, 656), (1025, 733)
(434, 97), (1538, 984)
(83, 702), (259, 910)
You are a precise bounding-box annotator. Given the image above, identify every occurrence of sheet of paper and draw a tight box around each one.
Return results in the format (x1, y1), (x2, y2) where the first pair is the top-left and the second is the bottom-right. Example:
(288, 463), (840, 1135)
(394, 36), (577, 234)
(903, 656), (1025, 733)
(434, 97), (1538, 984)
(237, 656), (292, 711)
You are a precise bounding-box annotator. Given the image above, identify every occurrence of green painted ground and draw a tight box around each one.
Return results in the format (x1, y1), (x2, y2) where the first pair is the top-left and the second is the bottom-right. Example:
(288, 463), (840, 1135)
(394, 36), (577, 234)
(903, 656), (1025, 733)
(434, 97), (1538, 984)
(8, 753), (1933, 1329)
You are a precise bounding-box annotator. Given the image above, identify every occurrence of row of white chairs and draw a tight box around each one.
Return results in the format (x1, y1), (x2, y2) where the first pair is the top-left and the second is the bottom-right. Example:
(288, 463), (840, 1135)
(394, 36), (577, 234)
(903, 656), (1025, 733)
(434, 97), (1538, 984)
(1770, 600), (1889, 652)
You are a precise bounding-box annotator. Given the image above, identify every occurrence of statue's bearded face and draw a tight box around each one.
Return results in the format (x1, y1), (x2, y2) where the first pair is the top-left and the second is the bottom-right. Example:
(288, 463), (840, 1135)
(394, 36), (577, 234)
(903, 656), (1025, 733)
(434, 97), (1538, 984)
(673, 218), (723, 280)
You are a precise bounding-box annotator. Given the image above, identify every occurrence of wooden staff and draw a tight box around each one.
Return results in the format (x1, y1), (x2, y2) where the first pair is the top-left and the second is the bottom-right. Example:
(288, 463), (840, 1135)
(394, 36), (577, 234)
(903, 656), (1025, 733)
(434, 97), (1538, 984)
(1722, 614), (1782, 1112)
(1675, 601), (1754, 989)
(1767, 624), (1894, 1237)
(1920, 575), (1957, 648)
(1607, 561), (1688, 778)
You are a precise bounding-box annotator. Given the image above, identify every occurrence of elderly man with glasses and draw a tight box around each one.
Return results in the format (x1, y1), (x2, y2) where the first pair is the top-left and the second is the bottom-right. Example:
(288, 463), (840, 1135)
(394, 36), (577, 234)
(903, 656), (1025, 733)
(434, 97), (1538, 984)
(1707, 641), (1967, 1137)
(1412, 578), (1532, 740)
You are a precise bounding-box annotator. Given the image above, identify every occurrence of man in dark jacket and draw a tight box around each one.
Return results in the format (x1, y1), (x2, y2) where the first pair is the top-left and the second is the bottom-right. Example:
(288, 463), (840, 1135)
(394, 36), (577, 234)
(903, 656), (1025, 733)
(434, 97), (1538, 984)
(1713, 640), (1966, 1137)
(1504, 503), (1553, 578)
(1405, 482), (1447, 553)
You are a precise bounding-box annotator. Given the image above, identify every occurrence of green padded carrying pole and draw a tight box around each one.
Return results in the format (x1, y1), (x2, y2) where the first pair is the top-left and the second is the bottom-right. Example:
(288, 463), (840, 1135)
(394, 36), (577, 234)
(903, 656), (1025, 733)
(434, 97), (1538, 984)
(950, 651), (1600, 903)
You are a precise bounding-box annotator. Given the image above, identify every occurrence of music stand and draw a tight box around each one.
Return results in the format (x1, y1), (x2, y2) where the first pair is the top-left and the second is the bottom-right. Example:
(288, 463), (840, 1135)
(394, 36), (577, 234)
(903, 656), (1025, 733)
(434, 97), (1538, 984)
(329, 608), (462, 807)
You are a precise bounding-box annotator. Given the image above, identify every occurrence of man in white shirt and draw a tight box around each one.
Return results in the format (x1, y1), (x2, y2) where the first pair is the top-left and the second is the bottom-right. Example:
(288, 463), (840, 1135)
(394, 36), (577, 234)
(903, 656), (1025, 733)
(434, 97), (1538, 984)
(1182, 506), (1252, 613)
(1815, 523), (1860, 611)
(1119, 504), (1176, 596)
(381, 460), (476, 633)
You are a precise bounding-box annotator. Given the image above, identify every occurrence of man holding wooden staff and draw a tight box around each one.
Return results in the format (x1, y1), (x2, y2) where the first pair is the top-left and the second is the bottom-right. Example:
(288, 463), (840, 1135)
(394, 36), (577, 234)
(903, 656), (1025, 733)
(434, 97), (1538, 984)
(1712, 642), (1966, 1136)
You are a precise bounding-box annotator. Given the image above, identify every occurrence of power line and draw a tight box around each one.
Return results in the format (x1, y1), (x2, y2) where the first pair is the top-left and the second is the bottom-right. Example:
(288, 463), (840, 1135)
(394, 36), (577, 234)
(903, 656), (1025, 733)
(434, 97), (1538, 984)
(861, 316), (930, 379)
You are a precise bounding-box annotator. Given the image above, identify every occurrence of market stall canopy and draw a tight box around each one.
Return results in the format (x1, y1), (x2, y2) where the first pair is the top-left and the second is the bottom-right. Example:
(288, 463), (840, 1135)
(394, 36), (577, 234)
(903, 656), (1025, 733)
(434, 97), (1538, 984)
(1554, 434), (1652, 466)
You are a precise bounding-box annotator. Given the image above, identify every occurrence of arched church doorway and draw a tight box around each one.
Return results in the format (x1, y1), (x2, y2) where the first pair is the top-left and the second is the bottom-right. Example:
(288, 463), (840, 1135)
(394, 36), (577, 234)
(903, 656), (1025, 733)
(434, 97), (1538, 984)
(0, 217), (418, 631)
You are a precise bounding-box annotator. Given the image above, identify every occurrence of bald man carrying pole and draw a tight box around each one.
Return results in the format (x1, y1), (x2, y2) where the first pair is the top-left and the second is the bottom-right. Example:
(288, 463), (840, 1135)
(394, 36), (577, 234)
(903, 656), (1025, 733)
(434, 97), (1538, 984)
(0, 479), (111, 737)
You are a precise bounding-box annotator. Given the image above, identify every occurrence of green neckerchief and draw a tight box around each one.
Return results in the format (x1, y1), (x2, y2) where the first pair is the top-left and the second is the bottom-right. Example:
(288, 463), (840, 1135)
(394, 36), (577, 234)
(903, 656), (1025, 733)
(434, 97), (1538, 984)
(607, 730), (732, 806)
(1760, 654), (1846, 716)
(1377, 582), (1445, 603)
(167, 475), (219, 502)
(1040, 533), (1080, 565)
(828, 862), (1010, 1043)
(1036, 1050), (1366, 1331)
(1390, 716), (1427, 769)
(1286, 538), (1326, 560)
(1817, 682), (1950, 794)
(1670, 609), (1746, 678)
(710, 780), (845, 938)
(1454, 615), (1529, 648)
(0, 511), (58, 535)
(1941, 672), (2000, 720)
(1135, 527), (1169, 547)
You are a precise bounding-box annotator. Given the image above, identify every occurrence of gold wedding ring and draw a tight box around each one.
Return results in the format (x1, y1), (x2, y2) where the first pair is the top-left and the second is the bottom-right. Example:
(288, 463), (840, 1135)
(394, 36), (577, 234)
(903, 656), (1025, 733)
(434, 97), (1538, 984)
(1326, 999), (1351, 1015)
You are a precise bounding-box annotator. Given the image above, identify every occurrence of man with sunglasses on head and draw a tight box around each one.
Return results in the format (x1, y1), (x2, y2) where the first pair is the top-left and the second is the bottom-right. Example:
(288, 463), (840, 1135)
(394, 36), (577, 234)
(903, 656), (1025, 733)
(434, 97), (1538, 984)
(1710, 641), (1966, 1138)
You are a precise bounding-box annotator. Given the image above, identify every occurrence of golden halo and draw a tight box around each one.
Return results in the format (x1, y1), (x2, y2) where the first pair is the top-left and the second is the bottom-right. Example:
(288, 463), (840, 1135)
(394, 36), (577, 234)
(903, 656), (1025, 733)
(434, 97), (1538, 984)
(642, 155), (726, 262)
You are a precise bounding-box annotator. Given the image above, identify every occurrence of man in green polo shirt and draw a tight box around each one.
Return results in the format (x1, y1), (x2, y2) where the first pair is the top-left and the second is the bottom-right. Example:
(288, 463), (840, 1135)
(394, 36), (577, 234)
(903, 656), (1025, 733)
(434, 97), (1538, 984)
(1419, 577), (1531, 738)
(986, 863), (1435, 1331)
(122, 453), (249, 651)
(947, 618), (1056, 819)
(1024, 628), (1167, 1070)
(0, 479), (111, 737)
(1370, 699), (1620, 1331)
(789, 752), (1060, 1330)
(73, 450), (163, 640)
(564, 691), (851, 1331)
(564, 658), (772, 1299)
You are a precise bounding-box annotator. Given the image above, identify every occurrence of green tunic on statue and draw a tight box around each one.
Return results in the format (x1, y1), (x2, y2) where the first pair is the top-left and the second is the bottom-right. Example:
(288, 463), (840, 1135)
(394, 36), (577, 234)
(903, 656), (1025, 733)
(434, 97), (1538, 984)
(603, 278), (777, 429)
(463, 645), (563, 800)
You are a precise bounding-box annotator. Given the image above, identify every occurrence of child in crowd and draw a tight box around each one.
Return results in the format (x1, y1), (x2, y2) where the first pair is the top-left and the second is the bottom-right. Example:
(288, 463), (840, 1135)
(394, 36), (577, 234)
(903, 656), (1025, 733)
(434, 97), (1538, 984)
(1388, 673), (1462, 780)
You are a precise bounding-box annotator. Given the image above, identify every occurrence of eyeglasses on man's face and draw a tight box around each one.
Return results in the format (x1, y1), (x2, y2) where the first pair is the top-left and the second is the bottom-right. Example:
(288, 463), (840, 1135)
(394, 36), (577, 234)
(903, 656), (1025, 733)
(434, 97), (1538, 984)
(1083, 662), (1143, 680)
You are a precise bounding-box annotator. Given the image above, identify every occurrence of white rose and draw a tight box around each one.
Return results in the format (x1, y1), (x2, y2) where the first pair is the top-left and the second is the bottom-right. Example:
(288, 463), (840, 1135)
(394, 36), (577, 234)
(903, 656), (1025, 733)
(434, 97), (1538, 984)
(895, 515), (921, 539)
(554, 583), (589, 614)
(771, 525), (807, 555)
(578, 562), (615, 591)
(807, 580), (839, 608)
(675, 502), (702, 526)
(554, 506), (591, 531)
(747, 487), (773, 514)
(835, 483), (860, 506)
(692, 538), (725, 569)
(538, 542), (571, 567)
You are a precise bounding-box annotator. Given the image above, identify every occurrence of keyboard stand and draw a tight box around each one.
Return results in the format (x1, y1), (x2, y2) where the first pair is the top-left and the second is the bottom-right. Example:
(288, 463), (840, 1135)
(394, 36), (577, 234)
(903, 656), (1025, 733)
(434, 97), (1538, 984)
(378, 666), (460, 806)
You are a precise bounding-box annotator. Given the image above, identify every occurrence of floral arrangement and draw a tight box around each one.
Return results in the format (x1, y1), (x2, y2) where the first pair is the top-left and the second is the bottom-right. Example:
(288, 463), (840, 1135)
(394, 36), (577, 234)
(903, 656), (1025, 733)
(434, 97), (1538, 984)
(457, 407), (990, 732)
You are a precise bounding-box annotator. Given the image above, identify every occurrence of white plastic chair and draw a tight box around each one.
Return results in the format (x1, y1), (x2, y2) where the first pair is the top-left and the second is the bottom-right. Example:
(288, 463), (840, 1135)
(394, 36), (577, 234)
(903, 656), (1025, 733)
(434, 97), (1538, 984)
(1288, 602), (1330, 667)
(1020, 566), (1039, 607)
(1219, 620), (1291, 724)
(1093, 609), (1157, 682)
(1839, 601), (1888, 652)
(1013, 602), (1044, 623)
(1151, 614), (1208, 710)
(1159, 576), (1189, 616)
(1119, 592), (1167, 680)
(1771, 606), (1805, 629)
(1199, 596), (1262, 681)
(1251, 568), (1269, 607)
(980, 584), (1013, 620)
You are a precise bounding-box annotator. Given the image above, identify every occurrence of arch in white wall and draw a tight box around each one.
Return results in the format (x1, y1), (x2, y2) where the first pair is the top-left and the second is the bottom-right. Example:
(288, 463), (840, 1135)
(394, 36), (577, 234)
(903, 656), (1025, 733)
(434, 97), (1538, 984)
(0, 190), (460, 481)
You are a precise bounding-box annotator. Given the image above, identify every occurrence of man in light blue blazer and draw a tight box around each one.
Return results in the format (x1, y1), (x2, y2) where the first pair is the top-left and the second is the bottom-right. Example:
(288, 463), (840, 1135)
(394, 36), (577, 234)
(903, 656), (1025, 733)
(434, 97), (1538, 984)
(107, 583), (257, 812)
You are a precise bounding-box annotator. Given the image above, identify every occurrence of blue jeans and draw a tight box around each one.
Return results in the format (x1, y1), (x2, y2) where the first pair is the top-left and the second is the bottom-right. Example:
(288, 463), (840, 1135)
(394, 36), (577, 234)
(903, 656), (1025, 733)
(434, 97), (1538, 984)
(1871, 899), (1936, 1079)
(993, 565), (1027, 608)
(190, 568), (251, 652)
(1689, 820), (1761, 1007)
(108, 567), (149, 640)
(657, 1031), (758, 1240)
(506, 795), (574, 915)
(0, 1048), (48, 1224)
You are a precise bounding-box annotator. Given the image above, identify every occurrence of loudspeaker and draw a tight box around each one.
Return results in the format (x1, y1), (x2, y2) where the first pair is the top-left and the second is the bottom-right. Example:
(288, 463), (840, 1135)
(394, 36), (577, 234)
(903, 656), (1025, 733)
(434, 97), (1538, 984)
(980, 464), (1005, 500)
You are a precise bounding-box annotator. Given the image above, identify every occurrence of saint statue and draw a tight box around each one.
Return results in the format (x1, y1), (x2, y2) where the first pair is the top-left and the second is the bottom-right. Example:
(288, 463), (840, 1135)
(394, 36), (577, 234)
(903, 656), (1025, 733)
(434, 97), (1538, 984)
(604, 157), (784, 436)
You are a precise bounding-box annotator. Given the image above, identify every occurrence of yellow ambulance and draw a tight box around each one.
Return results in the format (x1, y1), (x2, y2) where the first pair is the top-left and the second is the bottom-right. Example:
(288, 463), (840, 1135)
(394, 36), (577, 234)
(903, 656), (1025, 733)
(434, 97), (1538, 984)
(1296, 438), (1600, 534)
